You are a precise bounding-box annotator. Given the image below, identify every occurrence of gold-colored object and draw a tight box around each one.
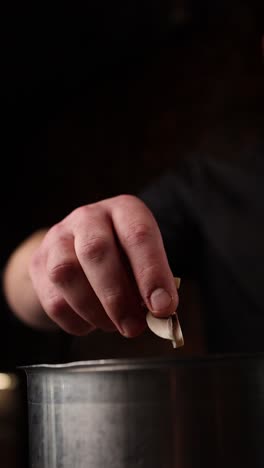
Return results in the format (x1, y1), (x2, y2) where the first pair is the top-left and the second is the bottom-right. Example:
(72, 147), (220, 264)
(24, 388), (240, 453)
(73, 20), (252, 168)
(146, 277), (184, 349)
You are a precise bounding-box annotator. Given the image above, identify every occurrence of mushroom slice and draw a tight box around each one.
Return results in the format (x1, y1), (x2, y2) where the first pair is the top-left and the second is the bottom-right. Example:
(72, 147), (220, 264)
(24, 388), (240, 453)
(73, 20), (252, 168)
(146, 311), (184, 348)
(146, 277), (184, 349)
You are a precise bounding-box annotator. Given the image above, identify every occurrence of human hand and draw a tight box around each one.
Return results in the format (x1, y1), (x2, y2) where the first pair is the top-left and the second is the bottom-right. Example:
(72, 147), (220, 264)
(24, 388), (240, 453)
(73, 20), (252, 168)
(29, 195), (179, 337)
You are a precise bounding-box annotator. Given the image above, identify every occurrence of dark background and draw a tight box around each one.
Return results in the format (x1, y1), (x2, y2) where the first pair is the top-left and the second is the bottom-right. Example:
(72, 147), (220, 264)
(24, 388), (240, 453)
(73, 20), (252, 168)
(1, 0), (263, 258)
(1, 0), (264, 466)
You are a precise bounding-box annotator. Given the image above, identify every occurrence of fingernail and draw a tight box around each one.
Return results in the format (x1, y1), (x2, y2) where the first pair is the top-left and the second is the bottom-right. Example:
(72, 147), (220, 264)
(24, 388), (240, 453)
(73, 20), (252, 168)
(150, 288), (172, 312)
(120, 316), (145, 337)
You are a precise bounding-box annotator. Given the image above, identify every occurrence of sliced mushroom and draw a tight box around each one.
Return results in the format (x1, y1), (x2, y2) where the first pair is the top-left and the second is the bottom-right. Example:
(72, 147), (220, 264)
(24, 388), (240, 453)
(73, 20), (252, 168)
(146, 277), (184, 349)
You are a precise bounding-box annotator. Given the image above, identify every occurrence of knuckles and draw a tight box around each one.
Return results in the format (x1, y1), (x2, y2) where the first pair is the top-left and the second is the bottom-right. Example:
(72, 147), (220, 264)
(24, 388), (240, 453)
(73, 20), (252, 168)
(43, 225), (78, 285)
(102, 288), (124, 311)
(123, 222), (153, 248)
(76, 236), (110, 263)
(45, 295), (68, 320)
(47, 260), (78, 284)
(135, 262), (161, 284)
(70, 203), (105, 223)
(69, 204), (111, 263)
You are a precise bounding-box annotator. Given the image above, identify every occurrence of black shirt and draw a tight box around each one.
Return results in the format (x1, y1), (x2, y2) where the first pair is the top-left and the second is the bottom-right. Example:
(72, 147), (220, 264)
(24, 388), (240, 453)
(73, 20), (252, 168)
(140, 148), (264, 353)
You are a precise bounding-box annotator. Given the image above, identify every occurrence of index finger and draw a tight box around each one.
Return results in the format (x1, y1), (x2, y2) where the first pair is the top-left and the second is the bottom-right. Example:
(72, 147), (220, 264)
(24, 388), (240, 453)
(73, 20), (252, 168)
(104, 195), (179, 317)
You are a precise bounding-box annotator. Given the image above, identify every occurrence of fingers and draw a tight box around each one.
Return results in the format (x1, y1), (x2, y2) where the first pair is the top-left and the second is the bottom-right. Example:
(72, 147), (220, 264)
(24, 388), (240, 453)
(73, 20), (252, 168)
(29, 194), (177, 338)
(104, 195), (178, 318)
(71, 206), (147, 337)
(45, 229), (116, 332)
(29, 239), (95, 336)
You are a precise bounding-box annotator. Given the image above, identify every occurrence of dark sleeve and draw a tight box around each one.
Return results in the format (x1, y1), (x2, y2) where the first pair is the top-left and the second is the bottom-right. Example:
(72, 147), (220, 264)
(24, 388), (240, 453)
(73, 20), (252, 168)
(138, 158), (203, 279)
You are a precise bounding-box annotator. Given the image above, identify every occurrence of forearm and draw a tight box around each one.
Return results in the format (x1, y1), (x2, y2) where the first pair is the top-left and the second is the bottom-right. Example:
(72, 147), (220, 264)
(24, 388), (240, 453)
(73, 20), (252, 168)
(2, 229), (58, 331)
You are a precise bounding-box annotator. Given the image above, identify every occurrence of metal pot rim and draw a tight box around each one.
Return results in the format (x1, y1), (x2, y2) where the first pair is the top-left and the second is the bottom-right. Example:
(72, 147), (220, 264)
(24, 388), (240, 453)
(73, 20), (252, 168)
(19, 351), (264, 374)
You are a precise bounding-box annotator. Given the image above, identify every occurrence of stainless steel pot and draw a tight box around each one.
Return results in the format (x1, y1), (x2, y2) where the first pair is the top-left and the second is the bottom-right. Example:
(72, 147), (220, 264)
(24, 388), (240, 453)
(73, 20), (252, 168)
(22, 354), (264, 468)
